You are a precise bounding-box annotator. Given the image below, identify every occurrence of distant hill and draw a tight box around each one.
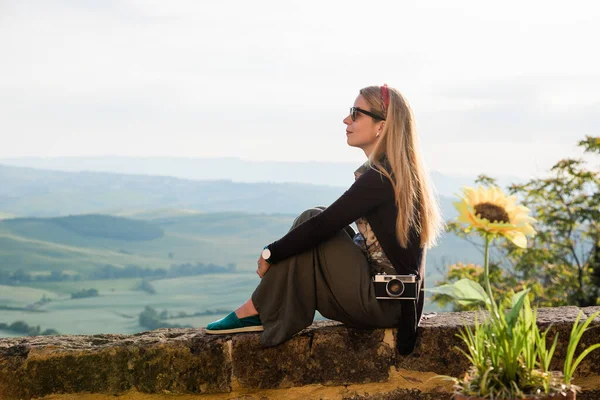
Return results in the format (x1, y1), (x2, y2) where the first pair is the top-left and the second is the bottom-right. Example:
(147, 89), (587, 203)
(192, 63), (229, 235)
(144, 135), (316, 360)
(0, 212), (15, 220)
(0, 156), (524, 196)
(0, 164), (459, 219)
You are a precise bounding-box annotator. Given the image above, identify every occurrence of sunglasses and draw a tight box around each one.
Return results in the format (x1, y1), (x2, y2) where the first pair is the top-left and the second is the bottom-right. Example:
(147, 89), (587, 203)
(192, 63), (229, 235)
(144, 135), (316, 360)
(349, 106), (386, 122)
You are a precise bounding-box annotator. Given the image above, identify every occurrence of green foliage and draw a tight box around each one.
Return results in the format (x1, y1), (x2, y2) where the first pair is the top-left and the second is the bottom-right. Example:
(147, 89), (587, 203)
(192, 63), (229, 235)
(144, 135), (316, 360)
(579, 136), (600, 155)
(70, 288), (99, 299)
(443, 240), (600, 396)
(138, 306), (193, 330)
(427, 277), (489, 308)
(0, 261), (239, 286)
(0, 320), (59, 336)
(88, 262), (236, 280)
(474, 174), (499, 187)
(455, 294), (570, 398)
(563, 311), (600, 383)
(133, 279), (156, 295)
(431, 261), (519, 311)
(507, 149), (600, 306)
(434, 136), (600, 309)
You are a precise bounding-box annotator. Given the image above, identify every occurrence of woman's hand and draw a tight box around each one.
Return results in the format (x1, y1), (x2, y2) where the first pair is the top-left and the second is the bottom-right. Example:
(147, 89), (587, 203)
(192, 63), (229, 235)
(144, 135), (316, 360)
(256, 255), (271, 278)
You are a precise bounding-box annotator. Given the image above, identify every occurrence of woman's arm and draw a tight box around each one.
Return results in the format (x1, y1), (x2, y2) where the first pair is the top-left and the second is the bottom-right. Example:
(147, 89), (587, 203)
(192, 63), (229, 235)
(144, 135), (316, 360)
(266, 167), (394, 264)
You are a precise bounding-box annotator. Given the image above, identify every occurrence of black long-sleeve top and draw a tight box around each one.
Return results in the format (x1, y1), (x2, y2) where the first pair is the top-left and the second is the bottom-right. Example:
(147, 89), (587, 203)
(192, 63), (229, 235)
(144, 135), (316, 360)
(266, 161), (426, 280)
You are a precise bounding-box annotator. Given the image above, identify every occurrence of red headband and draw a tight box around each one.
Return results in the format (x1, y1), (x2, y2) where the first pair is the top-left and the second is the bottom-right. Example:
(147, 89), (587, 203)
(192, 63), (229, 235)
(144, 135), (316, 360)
(380, 84), (390, 115)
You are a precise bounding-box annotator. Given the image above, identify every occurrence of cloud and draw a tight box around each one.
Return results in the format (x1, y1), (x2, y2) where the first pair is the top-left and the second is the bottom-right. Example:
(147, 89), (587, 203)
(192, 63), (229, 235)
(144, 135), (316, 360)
(417, 76), (600, 142)
(0, 0), (598, 178)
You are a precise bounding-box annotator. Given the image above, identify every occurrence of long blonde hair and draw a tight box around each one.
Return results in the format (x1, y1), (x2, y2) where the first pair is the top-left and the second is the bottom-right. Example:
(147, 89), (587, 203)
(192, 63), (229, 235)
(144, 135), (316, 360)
(360, 85), (444, 249)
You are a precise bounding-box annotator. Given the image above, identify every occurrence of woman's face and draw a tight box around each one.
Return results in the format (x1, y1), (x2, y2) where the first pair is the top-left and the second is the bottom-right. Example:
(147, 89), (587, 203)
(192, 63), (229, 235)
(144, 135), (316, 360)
(343, 94), (383, 156)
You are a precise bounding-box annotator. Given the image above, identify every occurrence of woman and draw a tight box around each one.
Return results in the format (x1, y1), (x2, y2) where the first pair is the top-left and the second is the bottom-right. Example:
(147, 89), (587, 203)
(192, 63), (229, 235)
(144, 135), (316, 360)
(206, 84), (443, 352)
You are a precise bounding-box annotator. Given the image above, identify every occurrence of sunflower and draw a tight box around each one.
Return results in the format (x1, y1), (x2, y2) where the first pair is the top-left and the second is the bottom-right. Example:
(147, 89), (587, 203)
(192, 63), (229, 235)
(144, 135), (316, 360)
(453, 186), (536, 248)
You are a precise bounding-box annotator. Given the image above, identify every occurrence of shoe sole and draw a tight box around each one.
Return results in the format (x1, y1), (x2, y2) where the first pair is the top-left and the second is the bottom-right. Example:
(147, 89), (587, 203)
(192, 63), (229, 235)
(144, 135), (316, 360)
(205, 326), (264, 334)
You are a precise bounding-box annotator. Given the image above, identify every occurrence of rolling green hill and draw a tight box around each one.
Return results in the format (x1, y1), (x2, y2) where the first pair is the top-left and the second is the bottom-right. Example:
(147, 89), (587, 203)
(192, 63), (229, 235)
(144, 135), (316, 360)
(0, 212), (297, 275)
(3, 215), (164, 241)
(0, 211), (482, 282)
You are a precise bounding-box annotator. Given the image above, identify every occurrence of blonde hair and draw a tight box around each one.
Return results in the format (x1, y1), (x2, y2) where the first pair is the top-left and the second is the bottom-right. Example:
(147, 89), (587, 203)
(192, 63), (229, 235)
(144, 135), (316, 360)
(359, 85), (444, 249)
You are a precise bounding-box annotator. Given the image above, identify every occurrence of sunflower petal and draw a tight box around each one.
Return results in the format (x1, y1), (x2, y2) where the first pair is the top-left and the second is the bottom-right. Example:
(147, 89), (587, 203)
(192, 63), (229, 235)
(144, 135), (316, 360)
(505, 231), (528, 248)
(463, 187), (477, 205)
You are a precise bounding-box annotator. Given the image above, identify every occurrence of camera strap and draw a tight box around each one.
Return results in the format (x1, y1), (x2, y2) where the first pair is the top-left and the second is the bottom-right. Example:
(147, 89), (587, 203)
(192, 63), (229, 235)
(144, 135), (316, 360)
(395, 275), (423, 355)
(396, 300), (418, 355)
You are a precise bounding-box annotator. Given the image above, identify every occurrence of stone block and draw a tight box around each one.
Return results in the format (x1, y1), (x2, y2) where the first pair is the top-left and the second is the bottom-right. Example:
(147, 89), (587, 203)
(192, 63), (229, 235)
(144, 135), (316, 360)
(0, 330), (232, 399)
(309, 325), (393, 385)
(396, 311), (475, 376)
(231, 333), (313, 388)
(130, 334), (231, 394)
(231, 323), (394, 388)
(0, 342), (131, 399)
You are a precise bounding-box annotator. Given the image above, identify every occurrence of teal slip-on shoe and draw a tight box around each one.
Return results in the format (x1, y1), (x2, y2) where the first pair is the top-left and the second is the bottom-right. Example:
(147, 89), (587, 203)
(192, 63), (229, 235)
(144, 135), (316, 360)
(205, 312), (263, 334)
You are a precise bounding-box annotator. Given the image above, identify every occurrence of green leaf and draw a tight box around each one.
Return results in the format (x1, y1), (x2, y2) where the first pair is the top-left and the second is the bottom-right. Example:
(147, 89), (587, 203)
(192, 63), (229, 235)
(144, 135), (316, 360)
(426, 279), (490, 305)
(570, 343), (600, 380)
(564, 311), (600, 383)
(505, 289), (530, 328)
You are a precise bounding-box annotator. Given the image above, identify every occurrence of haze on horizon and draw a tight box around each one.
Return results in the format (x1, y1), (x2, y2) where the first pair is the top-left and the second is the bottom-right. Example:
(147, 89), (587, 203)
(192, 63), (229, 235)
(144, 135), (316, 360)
(1, 0), (599, 180)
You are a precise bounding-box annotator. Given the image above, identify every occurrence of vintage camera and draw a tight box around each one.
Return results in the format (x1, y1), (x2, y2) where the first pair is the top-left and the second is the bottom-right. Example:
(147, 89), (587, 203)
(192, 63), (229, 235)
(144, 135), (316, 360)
(373, 273), (418, 300)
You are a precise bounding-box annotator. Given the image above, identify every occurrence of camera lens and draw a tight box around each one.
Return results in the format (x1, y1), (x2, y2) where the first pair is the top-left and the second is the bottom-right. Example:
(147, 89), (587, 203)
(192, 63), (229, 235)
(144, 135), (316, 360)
(386, 278), (405, 297)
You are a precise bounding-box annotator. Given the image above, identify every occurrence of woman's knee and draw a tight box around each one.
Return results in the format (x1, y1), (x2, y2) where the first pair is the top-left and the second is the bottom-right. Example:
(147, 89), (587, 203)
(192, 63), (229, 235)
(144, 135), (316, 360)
(291, 206), (326, 228)
(302, 206), (326, 217)
(300, 206), (325, 218)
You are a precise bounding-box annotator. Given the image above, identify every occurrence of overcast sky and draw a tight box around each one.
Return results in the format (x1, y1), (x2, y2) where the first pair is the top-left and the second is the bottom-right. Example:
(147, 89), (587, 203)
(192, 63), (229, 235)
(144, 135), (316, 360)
(1, 0), (598, 179)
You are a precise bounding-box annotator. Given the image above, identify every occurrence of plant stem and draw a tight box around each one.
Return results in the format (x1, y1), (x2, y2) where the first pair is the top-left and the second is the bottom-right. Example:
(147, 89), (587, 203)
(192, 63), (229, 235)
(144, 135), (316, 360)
(483, 235), (499, 318)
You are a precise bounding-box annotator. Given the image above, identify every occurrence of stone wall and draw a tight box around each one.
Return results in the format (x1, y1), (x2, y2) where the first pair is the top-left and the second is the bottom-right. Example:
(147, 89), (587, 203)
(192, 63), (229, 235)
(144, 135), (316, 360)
(0, 306), (599, 400)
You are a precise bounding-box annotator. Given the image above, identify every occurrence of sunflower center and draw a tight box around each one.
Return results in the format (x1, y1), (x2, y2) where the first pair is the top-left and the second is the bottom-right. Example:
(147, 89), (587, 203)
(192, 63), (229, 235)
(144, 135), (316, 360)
(474, 202), (510, 224)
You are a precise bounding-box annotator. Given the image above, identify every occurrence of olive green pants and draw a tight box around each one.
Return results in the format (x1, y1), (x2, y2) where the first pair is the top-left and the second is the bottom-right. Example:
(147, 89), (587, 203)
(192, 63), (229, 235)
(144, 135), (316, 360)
(251, 207), (404, 347)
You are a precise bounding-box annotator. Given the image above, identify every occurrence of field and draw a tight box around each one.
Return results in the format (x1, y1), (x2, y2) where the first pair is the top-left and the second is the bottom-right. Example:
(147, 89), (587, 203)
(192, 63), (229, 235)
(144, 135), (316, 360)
(0, 274), (259, 336)
(0, 273), (449, 338)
